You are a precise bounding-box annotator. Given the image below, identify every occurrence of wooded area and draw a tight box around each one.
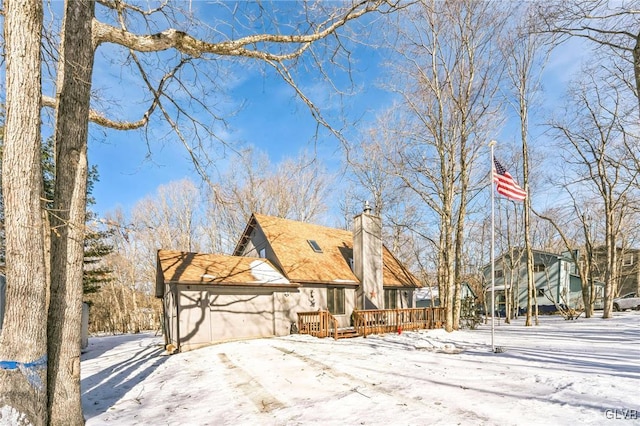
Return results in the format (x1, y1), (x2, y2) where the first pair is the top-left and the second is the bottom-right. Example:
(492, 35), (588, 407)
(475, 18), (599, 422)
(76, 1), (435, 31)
(0, 1), (638, 425)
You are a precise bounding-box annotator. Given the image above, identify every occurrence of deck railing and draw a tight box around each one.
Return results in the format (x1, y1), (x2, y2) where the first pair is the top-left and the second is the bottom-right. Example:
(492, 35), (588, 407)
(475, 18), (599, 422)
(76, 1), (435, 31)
(352, 307), (445, 337)
(297, 310), (339, 339)
(297, 307), (445, 339)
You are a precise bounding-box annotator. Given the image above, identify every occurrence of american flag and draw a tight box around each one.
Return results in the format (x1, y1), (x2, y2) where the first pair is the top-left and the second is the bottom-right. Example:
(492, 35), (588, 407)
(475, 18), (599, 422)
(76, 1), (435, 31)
(493, 158), (526, 201)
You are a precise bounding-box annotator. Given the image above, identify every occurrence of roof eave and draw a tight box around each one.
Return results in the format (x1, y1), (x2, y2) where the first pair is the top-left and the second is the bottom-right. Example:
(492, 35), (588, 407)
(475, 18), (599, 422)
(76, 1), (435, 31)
(168, 280), (299, 289)
(294, 279), (360, 286)
(232, 213), (258, 256)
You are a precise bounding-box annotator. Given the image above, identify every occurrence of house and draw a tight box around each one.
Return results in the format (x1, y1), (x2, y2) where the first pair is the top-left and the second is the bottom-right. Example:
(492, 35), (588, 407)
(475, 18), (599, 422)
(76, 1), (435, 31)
(589, 246), (640, 296)
(415, 283), (476, 308)
(482, 248), (603, 315)
(156, 207), (422, 352)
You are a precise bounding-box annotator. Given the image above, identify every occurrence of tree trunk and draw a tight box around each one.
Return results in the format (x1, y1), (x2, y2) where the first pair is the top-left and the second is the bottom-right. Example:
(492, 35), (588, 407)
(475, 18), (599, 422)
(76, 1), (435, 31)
(580, 217), (594, 318)
(47, 1), (95, 424)
(443, 222), (455, 332)
(602, 209), (616, 319)
(517, 72), (536, 327)
(110, 278), (124, 333)
(634, 32), (640, 117)
(0, 1), (48, 424)
(452, 145), (469, 330)
(120, 283), (130, 333)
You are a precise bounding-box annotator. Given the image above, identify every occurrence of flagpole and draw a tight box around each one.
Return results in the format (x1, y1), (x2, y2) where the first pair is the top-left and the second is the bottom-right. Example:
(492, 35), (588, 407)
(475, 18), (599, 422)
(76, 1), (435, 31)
(489, 140), (496, 353)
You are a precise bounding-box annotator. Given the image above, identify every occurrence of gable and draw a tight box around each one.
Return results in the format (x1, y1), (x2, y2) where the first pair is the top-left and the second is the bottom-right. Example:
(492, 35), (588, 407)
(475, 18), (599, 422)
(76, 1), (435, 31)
(156, 250), (295, 293)
(381, 246), (422, 288)
(235, 214), (420, 288)
(253, 214), (358, 285)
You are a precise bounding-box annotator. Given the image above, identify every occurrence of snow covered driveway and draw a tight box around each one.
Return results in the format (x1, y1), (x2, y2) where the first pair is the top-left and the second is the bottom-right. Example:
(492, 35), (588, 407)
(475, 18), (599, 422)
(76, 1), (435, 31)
(81, 312), (640, 425)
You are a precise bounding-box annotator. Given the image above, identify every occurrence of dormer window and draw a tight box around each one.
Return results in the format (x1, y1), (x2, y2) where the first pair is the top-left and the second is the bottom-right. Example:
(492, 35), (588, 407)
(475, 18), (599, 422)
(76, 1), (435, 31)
(307, 239), (323, 253)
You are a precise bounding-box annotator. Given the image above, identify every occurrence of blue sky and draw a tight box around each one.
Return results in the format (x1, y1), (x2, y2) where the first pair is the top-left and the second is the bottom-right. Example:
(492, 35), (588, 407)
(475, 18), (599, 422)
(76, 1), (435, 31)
(88, 64), (389, 216)
(85, 4), (589, 219)
(86, 3), (395, 217)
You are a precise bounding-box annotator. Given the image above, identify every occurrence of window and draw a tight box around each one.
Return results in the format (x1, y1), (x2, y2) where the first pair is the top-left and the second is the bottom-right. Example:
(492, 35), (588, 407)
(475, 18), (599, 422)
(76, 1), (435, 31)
(307, 239), (323, 253)
(537, 288), (545, 297)
(384, 289), (398, 309)
(494, 270), (503, 278)
(623, 254), (634, 266)
(534, 264), (546, 273)
(258, 248), (266, 258)
(327, 287), (345, 315)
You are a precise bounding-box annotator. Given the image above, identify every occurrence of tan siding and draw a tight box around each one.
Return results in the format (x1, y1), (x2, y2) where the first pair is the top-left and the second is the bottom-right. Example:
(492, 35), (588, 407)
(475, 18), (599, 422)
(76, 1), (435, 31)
(177, 288), (277, 351)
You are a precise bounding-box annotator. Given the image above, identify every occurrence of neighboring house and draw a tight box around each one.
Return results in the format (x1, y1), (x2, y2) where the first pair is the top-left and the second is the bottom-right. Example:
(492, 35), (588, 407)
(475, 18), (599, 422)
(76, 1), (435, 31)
(156, 207), (421, 352)
(482, 248), (603, 314)
(415, 283), (476, 308)
(589, 246), (640, 297)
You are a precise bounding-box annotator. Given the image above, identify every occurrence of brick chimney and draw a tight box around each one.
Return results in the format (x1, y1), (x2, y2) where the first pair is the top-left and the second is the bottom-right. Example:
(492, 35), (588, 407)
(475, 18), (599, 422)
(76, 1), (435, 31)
(353, 202), (383, 309)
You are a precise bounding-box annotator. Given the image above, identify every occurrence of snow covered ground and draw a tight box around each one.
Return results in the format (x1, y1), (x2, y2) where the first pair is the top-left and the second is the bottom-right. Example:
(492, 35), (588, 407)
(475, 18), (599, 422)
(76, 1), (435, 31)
(81, 312), (640, 425)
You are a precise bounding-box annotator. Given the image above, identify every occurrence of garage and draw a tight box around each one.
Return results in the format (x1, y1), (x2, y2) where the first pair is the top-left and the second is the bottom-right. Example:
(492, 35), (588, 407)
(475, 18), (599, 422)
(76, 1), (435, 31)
(175, 287), (278, 351)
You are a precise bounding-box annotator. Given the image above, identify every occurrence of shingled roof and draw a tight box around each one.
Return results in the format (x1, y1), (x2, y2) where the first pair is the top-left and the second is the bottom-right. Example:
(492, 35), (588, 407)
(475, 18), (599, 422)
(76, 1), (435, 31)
(234, 213), (421, 288)
(156, 250), (296, 296)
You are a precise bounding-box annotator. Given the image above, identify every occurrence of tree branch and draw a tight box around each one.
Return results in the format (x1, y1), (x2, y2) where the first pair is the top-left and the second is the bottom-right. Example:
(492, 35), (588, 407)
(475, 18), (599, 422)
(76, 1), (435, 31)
(41, 95), (153, 130)
(92, 1), (395, 60)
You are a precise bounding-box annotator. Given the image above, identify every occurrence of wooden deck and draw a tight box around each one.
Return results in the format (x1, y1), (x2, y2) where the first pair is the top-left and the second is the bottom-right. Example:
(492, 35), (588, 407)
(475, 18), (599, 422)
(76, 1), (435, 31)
(297, 307), (445, 340)
(297, 310), (339, 339)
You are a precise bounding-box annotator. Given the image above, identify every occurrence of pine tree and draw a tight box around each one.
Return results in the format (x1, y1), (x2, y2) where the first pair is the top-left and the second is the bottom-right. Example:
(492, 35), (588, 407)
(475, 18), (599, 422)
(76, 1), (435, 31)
(82, 160), (114, 295)
(1, 136), (113, 293)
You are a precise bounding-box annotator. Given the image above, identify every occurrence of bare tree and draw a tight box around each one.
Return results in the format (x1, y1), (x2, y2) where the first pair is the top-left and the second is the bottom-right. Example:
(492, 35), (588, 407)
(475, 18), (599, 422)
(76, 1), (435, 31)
(46, 2), (96, 422)
(2, 1), (400, 423)
(270, 153), (333, 223)
(382, 0), (507, 331)
(537, 1), (640, 116)
(501, 4), (552, 325)
(206, 147), (334, 253)
(346, 119), (404, 217)
(99, 208), (161, 334)
(548, 63), (640, 318)
(345, 116), (421, 268)
(0, 1), (49, 424)
(133, 179), (202, 253)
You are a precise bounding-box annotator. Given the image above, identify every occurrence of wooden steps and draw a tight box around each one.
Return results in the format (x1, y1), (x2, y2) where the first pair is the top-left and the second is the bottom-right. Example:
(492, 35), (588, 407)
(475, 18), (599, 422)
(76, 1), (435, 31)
(335, 328), (360, 339)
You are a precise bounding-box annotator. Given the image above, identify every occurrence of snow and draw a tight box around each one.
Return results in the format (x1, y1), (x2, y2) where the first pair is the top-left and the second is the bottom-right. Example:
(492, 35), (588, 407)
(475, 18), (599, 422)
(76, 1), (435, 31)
(249, 259), (290, 284)
(81, 312), (640, 425)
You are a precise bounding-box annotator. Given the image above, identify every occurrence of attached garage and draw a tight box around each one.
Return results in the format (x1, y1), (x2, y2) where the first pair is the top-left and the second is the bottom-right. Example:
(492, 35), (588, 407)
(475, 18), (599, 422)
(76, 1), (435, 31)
(157, 250), (298, 352)
(176, 288), (277, 351)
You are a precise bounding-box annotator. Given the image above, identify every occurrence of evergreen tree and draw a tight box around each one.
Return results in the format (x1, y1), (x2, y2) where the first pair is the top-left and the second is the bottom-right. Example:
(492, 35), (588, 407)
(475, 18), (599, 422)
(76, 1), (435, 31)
(83, 167), (114, 295)
(0, 135), (113, 293)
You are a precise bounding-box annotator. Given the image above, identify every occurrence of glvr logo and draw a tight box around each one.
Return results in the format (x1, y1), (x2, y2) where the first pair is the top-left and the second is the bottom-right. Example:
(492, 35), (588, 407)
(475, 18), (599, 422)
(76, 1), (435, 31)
(604, 409), (638, 420)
